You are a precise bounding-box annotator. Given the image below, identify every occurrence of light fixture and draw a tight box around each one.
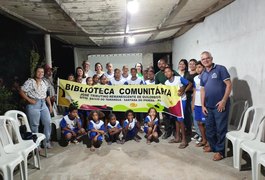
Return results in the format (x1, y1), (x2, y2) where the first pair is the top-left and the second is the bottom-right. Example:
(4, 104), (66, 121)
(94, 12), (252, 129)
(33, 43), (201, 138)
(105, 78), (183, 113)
(127, 0), (139, 14)
(127, 36), (136, 44)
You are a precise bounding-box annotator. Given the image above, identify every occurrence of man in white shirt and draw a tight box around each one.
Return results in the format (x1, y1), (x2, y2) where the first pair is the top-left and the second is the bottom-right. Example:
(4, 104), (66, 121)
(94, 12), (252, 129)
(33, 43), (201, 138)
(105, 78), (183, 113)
(82, 60), (94, 78)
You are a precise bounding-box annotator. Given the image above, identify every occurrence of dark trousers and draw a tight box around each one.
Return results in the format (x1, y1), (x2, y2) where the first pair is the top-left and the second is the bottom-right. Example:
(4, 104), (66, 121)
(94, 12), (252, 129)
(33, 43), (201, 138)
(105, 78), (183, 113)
(184, 93), (193, 133)
(206, 105), (229, 156)
(163, 113), (175, 136)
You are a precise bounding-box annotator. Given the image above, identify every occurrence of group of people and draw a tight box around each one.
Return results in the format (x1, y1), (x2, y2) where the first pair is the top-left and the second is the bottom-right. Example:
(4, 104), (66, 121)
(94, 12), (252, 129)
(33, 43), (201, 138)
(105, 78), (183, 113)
(67, 61), (154, 86)
(60, 104), (160, 151)
(17, 50), (231, 161)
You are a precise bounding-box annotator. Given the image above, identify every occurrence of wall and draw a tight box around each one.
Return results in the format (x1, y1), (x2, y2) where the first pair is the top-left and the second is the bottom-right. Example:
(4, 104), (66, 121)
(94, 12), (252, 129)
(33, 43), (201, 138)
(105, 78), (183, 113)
(74, 40), (172, 69)
(172, 0), (265, 106)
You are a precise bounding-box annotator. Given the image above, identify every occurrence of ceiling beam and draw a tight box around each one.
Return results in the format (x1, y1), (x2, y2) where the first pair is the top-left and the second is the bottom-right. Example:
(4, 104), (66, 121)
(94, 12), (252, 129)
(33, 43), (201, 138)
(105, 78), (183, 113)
(52, 0), (100, 46)
(148, 0), (188, 41)
(27, 19), (203, 38)
(173, 0), (235, 38)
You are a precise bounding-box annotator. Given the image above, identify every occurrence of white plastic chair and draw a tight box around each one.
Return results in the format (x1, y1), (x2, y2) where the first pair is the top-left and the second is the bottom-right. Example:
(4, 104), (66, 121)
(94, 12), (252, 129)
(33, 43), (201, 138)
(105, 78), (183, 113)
(257, 154), (265, 180)
(0, 116), (39, 180)
(226, 106), (265, 170)
(228, 100), (249, 131)
(240, 118), (265, 180)
(51, 103), (63, 141)
(5, 110), (47, 158)
(0, 127), (25, 180)
(225, 100), (249, 156)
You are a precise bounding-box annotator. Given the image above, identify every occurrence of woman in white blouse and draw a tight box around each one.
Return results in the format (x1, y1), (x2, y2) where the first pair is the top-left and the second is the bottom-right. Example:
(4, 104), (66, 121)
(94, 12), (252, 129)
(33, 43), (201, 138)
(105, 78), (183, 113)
(19, 66), (53, 148)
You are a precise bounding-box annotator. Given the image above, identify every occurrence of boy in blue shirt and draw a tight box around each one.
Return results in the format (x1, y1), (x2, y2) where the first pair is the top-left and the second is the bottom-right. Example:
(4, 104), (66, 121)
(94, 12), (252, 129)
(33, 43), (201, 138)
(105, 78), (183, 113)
(60, 104), (86, 144)
(106, 114), (122, 145)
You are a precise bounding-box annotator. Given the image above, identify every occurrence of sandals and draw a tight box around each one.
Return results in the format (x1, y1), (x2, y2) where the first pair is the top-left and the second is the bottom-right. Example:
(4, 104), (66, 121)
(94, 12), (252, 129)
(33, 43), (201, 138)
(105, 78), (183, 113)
(146, 140), (151, 145)
(168, 139), (181, 143)
(178, 143), (188, 149)
(196, 142), (206, 147)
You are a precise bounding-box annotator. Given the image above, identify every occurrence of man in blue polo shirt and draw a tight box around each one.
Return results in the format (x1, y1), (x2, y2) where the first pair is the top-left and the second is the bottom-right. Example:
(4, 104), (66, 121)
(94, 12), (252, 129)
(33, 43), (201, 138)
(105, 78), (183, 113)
(200, 51), (232, 161)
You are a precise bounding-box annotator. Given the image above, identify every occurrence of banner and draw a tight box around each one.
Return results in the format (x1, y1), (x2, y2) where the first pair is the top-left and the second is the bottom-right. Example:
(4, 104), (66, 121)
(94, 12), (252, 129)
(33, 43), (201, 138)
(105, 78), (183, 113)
(58, 79), (183, 118)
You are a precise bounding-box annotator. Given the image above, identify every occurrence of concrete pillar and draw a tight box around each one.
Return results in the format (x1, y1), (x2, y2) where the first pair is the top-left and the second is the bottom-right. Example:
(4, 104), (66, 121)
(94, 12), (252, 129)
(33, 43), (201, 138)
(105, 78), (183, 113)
(73, 47), (79, 69)
(44, 34), (52, 67)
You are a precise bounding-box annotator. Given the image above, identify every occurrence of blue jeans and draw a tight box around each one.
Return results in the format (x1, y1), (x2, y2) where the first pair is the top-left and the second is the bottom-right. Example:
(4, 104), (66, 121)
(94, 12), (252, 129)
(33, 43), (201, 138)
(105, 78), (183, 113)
(206, 105), (229, 156)
(26, 99), (51, 142)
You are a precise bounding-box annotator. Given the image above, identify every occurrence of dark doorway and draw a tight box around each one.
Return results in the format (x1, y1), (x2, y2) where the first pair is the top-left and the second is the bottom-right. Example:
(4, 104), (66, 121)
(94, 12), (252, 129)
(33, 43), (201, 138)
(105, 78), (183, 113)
(153, 53), (172, 73)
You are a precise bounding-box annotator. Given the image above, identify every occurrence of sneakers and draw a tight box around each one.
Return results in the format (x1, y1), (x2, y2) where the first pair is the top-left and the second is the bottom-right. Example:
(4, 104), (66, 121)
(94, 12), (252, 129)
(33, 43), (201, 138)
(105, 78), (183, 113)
(72, 139), (79, 144)
(191, 134), (199, 141)
(195, 136), (202, 144)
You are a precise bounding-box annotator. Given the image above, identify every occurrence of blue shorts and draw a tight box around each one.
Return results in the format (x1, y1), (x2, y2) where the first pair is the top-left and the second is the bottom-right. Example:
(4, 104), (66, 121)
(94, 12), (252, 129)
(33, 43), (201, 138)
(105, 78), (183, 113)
(175, 100), (186, 122)
(194, 106), (206, 122)
(89, 132), (103, 141)
(126, 128), (137, 139)
(63, 128), (79, 136)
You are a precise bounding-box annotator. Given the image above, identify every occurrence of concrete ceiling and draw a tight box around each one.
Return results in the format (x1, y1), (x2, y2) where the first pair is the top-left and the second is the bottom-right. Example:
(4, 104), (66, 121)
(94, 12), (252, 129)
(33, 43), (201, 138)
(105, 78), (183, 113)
(0, 0), (234, 47)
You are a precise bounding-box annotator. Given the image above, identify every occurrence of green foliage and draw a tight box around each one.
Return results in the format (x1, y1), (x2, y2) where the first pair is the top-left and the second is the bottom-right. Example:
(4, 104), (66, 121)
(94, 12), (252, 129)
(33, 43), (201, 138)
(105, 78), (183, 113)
(71, 101), (79, 108)
(0, 88), (18, 115)
(29, 49), (40, 78)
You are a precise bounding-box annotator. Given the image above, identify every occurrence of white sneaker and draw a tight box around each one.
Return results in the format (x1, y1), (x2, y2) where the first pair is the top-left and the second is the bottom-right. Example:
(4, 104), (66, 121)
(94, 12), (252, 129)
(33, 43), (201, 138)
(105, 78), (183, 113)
(191, 134), (199, 141)
(72, 139), (79, 144)
(195, 136), (202, 144)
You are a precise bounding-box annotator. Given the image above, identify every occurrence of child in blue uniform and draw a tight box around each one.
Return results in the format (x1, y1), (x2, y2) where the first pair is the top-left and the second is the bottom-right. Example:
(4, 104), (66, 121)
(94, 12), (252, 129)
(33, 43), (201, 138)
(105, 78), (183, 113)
(192, 61), (207, 147)
(144, 107), (159, 144)
(122, 109), (141, 144)
(60, 104), (86, 144)
(164, 67), (192, 149)
(87, 110), (105, 151)
(106, 114), (122, 145)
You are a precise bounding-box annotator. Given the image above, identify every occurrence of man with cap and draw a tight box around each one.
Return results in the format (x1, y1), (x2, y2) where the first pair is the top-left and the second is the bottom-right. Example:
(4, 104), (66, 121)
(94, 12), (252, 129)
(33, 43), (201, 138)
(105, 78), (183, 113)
(44, 64), (56, 105)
